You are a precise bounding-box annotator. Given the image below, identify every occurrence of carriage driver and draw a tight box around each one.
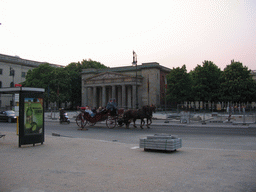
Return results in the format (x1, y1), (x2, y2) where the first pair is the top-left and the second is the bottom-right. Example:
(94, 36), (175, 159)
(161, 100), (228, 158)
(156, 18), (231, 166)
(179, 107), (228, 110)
(106, 99), (117, 116)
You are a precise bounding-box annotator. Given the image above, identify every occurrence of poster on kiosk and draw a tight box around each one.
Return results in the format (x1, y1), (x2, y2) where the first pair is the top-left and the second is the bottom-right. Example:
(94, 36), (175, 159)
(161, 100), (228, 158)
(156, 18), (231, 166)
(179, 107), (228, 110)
(19, 92), (44, 147)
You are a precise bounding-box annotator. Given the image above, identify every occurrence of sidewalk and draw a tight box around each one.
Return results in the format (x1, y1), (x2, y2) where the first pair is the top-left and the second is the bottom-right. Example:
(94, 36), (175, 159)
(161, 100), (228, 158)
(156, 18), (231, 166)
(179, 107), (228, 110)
(1, 131), (256, 192)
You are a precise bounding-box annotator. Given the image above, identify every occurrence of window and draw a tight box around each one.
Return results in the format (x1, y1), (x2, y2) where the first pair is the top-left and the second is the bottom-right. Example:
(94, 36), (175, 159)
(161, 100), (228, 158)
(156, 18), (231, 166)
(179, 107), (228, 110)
(21, 72), (26, 78)
(0, 69), (2, 75)
(10, 68), (15, 76)
(10, 82), (14, 87)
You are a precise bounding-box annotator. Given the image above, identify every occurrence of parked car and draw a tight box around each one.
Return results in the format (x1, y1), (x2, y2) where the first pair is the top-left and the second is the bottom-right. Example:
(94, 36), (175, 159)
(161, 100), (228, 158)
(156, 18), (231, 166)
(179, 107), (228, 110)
(0, 110), (17, 123)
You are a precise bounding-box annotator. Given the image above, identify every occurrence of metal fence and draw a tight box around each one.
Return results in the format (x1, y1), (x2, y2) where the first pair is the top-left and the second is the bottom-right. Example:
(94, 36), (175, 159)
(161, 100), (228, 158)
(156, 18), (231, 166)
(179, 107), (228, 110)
(163, 109), (256, 124)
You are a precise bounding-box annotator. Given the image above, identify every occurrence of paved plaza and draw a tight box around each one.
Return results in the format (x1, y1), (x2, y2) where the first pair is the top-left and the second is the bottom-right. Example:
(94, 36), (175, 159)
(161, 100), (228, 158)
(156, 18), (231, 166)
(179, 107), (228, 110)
(0, 112), (256, 192)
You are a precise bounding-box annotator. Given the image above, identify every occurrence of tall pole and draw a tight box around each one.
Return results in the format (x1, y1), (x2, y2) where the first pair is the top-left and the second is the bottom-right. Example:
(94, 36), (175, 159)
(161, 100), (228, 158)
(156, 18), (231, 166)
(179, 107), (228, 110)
(165, 76), (167, 113)
(132, 51), (138, 109)
(10, 67), (15, 109)
(136, 62), (138, 109)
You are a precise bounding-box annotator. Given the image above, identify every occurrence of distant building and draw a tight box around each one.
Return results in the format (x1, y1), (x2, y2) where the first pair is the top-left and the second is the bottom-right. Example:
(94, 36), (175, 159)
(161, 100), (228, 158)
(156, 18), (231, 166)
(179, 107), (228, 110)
(0, 53), (61, 109)
(81, 62), (171, 109)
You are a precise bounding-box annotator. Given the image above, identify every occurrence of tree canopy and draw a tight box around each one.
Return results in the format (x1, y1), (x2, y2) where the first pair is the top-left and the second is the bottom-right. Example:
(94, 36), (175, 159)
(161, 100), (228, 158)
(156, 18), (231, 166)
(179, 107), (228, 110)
(166, 65), (192, 104)
(165, 60), (256, 108)
(190, 60), (222, 102)
(22, 59), (107, 109)
(220, 60), (256, 103)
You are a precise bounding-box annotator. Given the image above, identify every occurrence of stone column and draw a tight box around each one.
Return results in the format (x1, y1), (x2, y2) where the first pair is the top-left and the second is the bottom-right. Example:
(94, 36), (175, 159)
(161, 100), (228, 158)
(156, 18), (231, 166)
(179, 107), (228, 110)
(132, 85), (136, 109)
(87, 87), (92, 107)
(102, 86), (106, 107)
(122, 85), (126, 108)
(112, 85), (116, 100)
(127, 86), (132, 109)
(93, 86), (97, 107)
(84, 87), (88, 106)
(117, 86), (122, 107)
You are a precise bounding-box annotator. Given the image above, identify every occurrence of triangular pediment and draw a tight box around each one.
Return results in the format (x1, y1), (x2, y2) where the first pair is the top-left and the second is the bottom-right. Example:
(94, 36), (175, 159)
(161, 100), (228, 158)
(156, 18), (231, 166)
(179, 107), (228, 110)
(86, 72), (132, 81)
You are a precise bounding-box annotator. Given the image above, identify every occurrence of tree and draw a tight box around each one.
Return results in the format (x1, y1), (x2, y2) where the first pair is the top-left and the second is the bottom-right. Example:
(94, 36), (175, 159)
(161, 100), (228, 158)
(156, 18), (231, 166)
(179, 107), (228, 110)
(65, 59), (108, 109)
(22, 63), (57, 106)
(166, 65), (192, 105)
(80, 59), (107, 69)
(190, 60), (222, 108)
(220, 60), (256, 103)
(22, 59), (108, 109)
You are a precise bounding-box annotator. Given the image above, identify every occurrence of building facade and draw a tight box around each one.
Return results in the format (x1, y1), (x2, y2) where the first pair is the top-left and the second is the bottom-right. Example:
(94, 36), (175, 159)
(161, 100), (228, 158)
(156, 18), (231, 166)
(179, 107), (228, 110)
(0, 53), (60, 109)
(81, 62), (171, 109)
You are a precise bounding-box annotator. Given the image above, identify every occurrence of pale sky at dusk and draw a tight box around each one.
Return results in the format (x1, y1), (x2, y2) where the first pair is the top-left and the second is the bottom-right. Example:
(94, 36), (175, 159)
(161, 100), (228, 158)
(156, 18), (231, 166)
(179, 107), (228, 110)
(0, 0), (255, 71)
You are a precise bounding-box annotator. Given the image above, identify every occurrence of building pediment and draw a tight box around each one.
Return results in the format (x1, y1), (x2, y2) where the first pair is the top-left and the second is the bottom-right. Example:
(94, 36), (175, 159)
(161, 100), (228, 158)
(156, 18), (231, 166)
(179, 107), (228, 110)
(84, 72), (142, 86)
(86, 72), (131, 81)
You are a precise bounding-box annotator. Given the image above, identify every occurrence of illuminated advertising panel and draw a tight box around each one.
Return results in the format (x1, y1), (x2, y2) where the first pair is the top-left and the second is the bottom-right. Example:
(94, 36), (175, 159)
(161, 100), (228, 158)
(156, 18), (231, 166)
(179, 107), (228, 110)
(24, 97), (43, 135)
(19, 92), (44, 147)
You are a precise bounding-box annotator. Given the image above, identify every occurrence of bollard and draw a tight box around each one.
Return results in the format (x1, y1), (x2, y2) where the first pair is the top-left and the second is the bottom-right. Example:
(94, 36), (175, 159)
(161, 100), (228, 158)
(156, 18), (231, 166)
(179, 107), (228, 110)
(243, 108), (246, 125)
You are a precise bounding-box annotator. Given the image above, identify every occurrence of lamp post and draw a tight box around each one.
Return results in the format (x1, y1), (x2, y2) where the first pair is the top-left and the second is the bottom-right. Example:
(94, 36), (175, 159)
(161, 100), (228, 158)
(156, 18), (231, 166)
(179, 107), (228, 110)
(132, 51), (138, 109)
(10, 67), (15, 109)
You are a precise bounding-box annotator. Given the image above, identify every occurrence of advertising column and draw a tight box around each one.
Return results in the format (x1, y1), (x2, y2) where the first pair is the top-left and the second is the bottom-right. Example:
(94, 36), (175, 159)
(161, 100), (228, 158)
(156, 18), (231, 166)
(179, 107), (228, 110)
(19, 92), (44, 147)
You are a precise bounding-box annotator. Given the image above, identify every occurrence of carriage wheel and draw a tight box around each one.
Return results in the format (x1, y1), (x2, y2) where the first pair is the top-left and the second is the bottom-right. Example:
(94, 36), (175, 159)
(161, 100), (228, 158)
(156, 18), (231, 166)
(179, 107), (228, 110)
(106, 116), (116, 129)
(76, 115), (87, 128)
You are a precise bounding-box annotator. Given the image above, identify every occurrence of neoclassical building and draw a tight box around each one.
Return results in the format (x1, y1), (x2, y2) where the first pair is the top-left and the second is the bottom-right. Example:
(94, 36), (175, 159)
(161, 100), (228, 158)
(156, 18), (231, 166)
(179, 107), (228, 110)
(81, 62), (171, 109)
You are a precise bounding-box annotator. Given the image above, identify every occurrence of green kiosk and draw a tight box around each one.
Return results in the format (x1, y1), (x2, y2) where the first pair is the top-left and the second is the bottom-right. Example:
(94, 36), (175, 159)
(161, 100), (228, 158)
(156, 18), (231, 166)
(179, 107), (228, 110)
(0, 87), (45, 147)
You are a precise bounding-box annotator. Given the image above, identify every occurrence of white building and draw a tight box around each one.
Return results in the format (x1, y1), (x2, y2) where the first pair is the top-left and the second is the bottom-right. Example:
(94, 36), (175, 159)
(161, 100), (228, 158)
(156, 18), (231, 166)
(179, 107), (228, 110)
(0, 53), (61, 109)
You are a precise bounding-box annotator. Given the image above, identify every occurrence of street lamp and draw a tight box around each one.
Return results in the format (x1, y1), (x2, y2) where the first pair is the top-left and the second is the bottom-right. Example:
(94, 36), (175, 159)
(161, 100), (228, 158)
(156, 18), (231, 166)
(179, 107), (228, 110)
(132, 51), (138, 109)
(10, 67), (15, 109)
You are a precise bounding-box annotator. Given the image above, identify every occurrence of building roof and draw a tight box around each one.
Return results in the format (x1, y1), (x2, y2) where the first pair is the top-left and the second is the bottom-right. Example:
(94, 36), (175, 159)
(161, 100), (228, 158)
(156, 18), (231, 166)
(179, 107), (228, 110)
(0, 53), (62, 68)
(81, 62), (171, 74)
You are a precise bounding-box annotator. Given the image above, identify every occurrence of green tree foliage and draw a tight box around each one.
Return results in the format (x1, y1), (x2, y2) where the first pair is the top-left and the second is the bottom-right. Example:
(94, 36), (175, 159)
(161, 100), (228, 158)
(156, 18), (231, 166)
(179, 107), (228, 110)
(220, 60), (256, 103)
(23, 63), (53, 88)
(80, 59), (107, 69)
(22, 63), (56, 104)
(65, 59), (108, 108)
(22, 59), (107, 109)
(166, 65), (192, 104)
(191, 60), (222, 103)
(64, 62), (82, 108)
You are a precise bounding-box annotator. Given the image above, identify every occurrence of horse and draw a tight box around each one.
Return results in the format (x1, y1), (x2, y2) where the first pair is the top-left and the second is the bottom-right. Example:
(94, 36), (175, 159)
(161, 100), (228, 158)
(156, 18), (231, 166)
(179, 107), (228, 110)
(123, 106), (150, 129)
(146, 104), (156, 125)
(137, 104), (156, 128)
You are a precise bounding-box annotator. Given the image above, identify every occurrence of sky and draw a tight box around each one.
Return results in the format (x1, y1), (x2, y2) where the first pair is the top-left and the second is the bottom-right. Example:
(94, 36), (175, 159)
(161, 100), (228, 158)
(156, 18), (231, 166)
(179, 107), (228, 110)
(0, 0), (255, 72)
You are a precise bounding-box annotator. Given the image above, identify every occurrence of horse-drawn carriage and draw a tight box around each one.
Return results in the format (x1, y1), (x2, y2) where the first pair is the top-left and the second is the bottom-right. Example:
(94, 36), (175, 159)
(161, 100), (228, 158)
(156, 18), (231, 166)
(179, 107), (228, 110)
(75, 104), (156, 130)
(76, 107), (125, 130)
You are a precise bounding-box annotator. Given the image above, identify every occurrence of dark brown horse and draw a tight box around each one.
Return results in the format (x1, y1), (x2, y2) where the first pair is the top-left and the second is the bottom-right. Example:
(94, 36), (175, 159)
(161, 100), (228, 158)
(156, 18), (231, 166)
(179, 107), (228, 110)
(146, 104), (156, 125)
(123, 106), (151, 129)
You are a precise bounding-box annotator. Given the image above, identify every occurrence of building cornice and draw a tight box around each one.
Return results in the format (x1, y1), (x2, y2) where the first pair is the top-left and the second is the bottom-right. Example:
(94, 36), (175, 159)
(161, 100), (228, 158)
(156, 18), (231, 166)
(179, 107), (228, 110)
(81, 62), (171, 74)
(0, 53), (62, 68)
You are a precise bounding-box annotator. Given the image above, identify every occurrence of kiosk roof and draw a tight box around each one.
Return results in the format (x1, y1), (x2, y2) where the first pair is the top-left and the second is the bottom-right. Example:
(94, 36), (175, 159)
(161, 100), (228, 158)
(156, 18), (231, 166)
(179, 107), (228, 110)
(0, 87), (45, 94)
